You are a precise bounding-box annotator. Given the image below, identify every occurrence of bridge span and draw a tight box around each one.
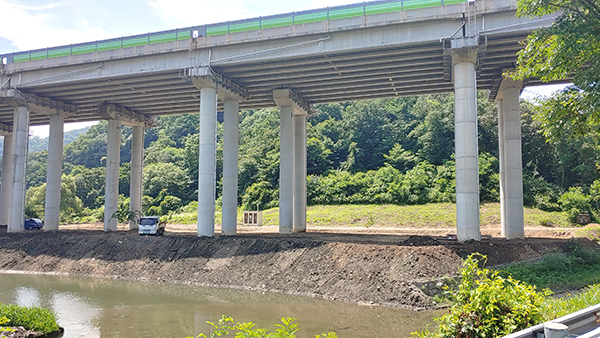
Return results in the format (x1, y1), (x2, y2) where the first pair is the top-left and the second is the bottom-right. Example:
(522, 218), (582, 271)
(0, 0), (563, 240)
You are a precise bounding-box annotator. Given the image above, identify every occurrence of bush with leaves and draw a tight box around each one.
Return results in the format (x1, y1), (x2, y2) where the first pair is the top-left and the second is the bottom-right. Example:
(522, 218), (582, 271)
(0, 303), (60, 334)
(412, 254), (551, 338)
(189, 315), (337, 338)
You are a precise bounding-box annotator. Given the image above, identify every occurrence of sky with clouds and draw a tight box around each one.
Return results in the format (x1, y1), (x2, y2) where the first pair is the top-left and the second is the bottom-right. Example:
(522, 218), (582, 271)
(0, 0), (566, 137)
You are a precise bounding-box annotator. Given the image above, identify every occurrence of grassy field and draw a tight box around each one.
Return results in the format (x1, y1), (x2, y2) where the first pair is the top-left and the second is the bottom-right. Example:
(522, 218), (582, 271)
(165, 203), (574, 228)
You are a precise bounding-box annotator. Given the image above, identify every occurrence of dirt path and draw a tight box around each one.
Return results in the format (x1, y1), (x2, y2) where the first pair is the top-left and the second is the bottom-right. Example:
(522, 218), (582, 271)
(0, 223), (598, 310)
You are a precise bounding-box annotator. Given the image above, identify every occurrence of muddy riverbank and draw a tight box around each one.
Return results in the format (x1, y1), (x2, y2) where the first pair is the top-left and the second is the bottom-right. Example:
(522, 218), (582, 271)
(0, 225), (596, 310)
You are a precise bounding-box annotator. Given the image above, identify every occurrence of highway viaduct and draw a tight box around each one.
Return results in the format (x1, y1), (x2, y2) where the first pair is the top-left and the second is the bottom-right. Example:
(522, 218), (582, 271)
(0, 0), (563, 241)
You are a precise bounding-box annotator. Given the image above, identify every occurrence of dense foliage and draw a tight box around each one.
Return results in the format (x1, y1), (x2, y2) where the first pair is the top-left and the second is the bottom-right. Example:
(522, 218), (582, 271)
(413, 254), (551, 338)
(13, 91), (600, 223)
(0, 303), (60, 334)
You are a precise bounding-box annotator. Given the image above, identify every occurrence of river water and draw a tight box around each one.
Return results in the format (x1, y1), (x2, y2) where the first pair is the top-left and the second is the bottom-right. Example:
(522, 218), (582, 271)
(0, 273), (440, 337)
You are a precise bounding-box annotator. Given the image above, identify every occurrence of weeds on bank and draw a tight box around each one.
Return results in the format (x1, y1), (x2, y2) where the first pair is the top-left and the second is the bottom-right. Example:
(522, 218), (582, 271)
(188, 316), (337, 338)
(499, 244), (600, 290)
(412, 254), (551, 338)
(0, 303), (60, 334)
(541, 283), (600, 320)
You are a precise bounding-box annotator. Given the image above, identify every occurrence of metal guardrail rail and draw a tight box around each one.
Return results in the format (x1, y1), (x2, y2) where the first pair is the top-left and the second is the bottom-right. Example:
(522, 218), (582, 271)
(504, 303), (600, 338)
(0, 0), (466, 65)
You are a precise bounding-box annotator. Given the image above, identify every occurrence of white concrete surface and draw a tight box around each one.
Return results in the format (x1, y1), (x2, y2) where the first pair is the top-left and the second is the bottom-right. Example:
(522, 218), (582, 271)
(0, 135), (14, 226)
(279, 105), (294, 234)
(293, 114), (307, 233)
(222, 98), (239, 236)
(498, 78), (524, 239)
(8, 106), (29, 233)
(104, 119), (121, 232)
(197, 86), (218, 237)
(44, 113), (64, 231)
(497, 98), (506, 235)
(129, 125), (144, 230)
(453, 49), (480, 242)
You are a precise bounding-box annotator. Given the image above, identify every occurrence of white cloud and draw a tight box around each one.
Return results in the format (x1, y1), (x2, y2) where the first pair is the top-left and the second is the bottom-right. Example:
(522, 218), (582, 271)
(0, 0), (113, 52)
(149, 0), (253, 27)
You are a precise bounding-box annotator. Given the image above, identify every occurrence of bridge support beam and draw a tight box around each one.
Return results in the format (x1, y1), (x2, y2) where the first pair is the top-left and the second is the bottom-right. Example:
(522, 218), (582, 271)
(452, 49), (481, 242)
(497, 78), (524, 239)
(197, 86), (218, 237)
(0, 134), (14, 226)
(293, 114), (307, 233)
(9, 106), (30, 233)
(104, 119), (121, 231)
(222, 98), (240, 236)
(129, 125), (144, 230)
(44, 113), (64, 231)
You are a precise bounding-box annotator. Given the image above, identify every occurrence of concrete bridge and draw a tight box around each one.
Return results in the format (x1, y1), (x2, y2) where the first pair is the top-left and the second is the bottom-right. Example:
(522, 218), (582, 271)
(0, 0), (562, 241)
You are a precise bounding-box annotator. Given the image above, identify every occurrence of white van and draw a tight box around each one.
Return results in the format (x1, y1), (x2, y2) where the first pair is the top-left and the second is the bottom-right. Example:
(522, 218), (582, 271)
(138, 216), (165, 236)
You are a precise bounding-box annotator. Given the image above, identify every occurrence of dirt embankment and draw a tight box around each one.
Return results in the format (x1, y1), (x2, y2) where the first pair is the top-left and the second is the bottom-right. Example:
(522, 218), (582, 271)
(0, 226), (597, 310)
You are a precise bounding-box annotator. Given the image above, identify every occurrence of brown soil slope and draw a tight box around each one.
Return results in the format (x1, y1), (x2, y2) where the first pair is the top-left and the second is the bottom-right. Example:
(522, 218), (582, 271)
(0, 226), (597, 310)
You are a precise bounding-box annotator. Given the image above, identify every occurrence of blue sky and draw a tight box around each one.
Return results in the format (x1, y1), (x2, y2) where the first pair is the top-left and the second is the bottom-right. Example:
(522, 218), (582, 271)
(0, 0), (567, 137)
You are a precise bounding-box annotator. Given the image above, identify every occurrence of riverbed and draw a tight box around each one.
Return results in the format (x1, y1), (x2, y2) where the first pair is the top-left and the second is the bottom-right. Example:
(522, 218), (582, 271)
(0, 273), (440, 338)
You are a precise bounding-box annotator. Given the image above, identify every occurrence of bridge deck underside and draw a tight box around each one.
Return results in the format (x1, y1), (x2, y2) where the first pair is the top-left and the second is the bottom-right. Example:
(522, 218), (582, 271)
(0, 31), (547, 126)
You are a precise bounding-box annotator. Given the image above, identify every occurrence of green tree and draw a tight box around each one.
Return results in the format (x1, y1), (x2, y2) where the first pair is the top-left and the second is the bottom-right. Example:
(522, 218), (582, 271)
(511, 0), (600, 139)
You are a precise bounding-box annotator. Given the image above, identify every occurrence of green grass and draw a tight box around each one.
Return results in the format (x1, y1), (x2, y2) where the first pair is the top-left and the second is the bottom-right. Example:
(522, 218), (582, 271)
(541, 283), (600, 320)
(498, 245), (600, 290)
(0, 303), (60, 334)
(163, 203), (573, 228)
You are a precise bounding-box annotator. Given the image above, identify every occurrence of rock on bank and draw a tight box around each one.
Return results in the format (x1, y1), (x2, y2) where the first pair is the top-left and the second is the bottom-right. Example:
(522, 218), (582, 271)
(0, 229), (592, 310)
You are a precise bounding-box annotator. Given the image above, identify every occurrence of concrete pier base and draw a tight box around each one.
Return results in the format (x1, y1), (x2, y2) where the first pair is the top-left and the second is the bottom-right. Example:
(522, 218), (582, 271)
(197, 86), (218, 237)
(0, 134), (13, 226)
(44, 113), (64, 231)
(104, 120), (121, 231)
(222, 98), (239, 236)
(452, 49), (480, 242)
(129, 126), (144, 230)
(8, 106), (29, 233)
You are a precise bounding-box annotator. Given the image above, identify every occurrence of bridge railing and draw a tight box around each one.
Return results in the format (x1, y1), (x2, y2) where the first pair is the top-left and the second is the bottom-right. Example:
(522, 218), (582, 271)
(0, 0), (465, 65)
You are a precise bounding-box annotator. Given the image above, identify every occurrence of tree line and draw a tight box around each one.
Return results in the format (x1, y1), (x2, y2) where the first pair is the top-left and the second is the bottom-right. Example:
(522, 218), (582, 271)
(7, 91), (600, 223)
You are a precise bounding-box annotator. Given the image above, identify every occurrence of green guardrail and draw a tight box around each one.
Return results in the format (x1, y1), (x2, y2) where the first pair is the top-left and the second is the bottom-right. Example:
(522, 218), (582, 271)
(3, 0), (465, 64)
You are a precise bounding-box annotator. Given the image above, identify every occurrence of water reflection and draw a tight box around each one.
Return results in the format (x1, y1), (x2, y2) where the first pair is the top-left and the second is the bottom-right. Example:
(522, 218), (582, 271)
(0, 273), (441, 338)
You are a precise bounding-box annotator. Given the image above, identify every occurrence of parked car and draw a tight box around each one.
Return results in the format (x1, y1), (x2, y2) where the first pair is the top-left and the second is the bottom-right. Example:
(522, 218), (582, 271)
(138, 216), (165, 236)
(24, 218), (44, 230)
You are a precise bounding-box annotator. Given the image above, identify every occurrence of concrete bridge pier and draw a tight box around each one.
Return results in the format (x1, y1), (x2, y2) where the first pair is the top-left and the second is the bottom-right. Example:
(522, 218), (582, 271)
(8, 106), (30, 233)
(497, 78), (524, 239)
(221, 98), (240, 236)
(278, 105), (294, 234)
(44, 113), (65, 231)
(197, 86), (218, 237)
(293, 113), (307, 233)
(0, 134), (14, 227)
(452, 49), (481, 242)
(129, 125), (144, 230)
(104, 119), (121, 231)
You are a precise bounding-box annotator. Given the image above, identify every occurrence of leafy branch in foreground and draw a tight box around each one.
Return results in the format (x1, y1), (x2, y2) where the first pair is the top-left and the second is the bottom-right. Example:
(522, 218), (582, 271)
(188, 315), (337, 338)
(412, 254), (551, 338)
(510, 0), (600, 139)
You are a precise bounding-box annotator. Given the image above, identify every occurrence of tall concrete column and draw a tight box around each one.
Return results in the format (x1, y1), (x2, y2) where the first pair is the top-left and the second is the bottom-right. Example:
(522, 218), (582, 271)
(293, 114), (307, 233)
(222, 98), (239, 236)
(104, 119), (121, 232)
(8, 106), (29, 233)
(279, 106), (294, 234)
(0, 134), (14, 226)
(44, 113), (64, 231)
(129, 125), (144, 230)
(452, 49), (480, 242)
(197, 86), (218, 237)
(498, 79), (524, 239)
(497, 98), (506, 235)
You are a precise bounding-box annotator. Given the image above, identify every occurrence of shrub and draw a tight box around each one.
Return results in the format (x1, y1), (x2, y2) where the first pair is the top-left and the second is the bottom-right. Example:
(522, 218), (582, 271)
(188, 315), (337, 338)
(0, 303), (60, 334)
(412, 254), (550, 338)
(558, 187), (594, 223)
